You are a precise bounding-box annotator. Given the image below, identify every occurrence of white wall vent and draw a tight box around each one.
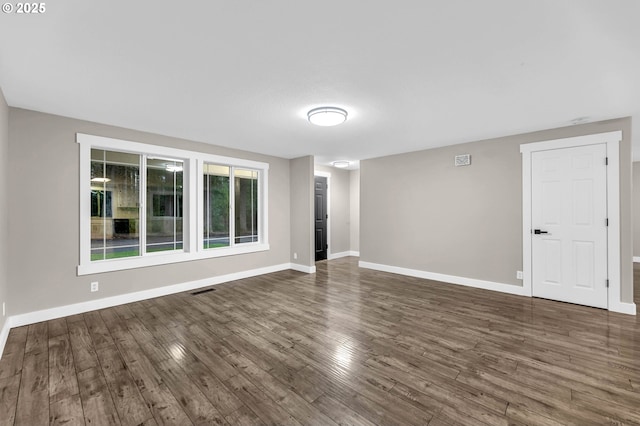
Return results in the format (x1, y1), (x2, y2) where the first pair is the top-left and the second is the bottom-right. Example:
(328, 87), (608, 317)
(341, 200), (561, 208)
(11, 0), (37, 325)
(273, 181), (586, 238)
(455, 154), (471, 167)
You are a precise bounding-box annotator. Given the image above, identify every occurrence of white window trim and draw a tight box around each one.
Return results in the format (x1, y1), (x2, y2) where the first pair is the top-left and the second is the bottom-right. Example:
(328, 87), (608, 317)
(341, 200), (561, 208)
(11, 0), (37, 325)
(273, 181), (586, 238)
(77, 133), (269, 276)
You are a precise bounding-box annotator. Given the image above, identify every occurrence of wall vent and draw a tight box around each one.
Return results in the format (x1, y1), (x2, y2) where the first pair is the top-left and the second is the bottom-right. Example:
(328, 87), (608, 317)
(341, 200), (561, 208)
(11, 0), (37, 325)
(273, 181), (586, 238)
(455, 154), (471, 167)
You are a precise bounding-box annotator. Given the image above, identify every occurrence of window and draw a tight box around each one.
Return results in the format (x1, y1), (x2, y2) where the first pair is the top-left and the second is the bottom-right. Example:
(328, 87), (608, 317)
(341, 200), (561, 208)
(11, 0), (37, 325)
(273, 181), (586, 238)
(78, 134), (269, 275)
(202, 165), (261, 249)
(90, 149), (140, 261)
(203, 164), (230, 249)
(146, 158), (184, 253)
(234, 169), (259, 244)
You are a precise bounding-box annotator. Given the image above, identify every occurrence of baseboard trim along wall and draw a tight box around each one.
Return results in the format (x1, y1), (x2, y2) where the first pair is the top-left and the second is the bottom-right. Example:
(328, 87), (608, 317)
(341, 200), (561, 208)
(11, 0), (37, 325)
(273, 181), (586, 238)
(9, 263), (294, 329)
(3, 258), (635, 359)
(328, 251), (360, 260)
(359, 261), (636, 315)
(0, 262), (319, 359)
(290, 264), (317, 274)
(0, 320), (10, 361)
(633, 257), (640, 263)
(359, 261), (529, 296)
(609, 301), (638, 315)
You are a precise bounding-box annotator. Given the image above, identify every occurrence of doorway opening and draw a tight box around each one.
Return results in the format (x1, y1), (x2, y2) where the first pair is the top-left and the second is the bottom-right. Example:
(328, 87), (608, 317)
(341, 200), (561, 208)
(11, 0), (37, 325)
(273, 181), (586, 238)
(314, 175), (328, 261)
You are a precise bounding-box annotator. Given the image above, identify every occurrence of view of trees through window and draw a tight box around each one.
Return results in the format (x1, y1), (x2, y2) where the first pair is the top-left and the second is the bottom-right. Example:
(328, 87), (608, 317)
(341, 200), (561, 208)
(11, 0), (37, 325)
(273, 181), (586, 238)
(203, 164), (230, 248)
(234, 169), (259, 244)
(146, 158), (184, 253)
(203, 165), (259, 248)
(88, 145), (262, 265)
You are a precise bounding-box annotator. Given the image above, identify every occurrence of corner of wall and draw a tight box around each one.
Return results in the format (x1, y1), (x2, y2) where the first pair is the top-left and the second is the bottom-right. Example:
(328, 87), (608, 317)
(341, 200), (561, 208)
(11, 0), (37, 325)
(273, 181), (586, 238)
(289, 156), (315, 271)
(0, 85), (9, 356)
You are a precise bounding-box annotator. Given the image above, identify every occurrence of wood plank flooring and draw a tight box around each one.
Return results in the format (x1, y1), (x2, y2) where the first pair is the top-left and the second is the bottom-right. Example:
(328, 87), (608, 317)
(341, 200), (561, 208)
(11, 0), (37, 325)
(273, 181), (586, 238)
(1, 257), (640, 425)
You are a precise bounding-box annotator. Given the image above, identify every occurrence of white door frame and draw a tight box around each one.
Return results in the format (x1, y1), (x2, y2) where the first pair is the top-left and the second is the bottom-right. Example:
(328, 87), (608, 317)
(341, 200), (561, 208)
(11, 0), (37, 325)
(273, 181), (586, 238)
(521, 131), (627, 313)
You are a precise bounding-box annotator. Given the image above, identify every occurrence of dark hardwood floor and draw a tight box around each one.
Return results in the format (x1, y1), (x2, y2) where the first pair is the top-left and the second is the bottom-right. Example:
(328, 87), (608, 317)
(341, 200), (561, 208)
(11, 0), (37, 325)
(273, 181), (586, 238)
(1, 257), (640, 425)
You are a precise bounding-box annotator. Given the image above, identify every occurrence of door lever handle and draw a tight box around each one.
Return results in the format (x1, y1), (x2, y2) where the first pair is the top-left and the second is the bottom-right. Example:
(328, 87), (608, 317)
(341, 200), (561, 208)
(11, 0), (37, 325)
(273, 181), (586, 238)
(533, 229), (549, 234)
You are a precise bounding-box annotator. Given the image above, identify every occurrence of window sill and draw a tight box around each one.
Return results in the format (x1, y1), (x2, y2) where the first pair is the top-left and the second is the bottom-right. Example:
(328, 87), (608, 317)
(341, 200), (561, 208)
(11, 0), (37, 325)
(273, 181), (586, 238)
(77, 243), (270, 276)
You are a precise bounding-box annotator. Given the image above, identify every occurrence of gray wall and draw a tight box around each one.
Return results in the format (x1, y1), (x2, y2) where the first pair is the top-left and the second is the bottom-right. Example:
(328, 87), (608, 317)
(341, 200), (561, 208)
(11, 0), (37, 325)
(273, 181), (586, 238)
(315, 165), (351, 255)
(634, 162), (640, 259)
(290, 156), (314, 267)
(0, 89), (8, 332)
(361, 118), (634, 303)
(7, 108), (291, 316)
(350, 169), (360, 253)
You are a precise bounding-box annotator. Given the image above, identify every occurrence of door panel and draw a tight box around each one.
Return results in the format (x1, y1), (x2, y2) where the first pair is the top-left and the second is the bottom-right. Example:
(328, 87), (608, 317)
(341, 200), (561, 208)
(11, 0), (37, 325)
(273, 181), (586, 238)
(531, 144), (607, 308)
(542, 239), (561, 284)
(314, 176), (327, 261)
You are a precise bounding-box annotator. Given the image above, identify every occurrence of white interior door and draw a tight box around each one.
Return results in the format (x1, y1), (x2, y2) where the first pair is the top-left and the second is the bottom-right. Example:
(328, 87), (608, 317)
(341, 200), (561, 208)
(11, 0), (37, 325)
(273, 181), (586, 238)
(531, 143), (608, 308)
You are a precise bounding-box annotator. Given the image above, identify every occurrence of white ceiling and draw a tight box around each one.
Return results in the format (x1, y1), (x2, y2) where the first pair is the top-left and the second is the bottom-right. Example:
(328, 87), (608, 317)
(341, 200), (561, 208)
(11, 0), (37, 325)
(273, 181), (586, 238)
(1, 1), (639, 168)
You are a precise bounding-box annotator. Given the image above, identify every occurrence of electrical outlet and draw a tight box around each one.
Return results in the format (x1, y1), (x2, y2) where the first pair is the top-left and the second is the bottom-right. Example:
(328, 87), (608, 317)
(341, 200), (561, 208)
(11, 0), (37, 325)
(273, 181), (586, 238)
(293, 252), (298, 260)
(516, 271), (523, 280)
(2, 302), (5, 317)
(91, 281), (99, 292)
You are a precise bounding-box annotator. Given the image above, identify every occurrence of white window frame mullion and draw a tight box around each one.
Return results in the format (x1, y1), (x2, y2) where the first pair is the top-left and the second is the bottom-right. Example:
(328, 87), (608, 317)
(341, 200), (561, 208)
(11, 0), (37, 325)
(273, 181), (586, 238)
(195, 159), (204, 253)
(260, 169), (269, 244)
(139, 155), (147, 256)
(173, 163), (178, 251)
(79, 142), (91, 266)
(229, 166), (236, 247)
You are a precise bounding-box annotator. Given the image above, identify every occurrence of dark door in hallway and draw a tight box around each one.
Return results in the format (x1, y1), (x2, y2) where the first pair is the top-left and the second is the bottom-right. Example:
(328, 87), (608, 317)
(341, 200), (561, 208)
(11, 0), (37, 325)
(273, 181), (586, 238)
(314, 176), (327, 261)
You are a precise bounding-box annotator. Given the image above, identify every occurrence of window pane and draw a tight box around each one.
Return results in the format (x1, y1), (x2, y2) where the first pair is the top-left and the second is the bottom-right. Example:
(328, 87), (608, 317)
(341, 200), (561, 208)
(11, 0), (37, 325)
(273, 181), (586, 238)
(147, 158), (183, 253)
(234, 169), (258, 244)
(91, 149), (140, 261)
(203, 164), (230, 249)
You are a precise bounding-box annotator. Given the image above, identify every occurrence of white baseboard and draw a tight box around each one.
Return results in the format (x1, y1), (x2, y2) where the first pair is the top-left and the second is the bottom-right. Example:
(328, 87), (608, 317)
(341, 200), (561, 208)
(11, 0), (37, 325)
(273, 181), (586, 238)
(328, 251), (360, 260)
(290, 263), (316, 274)
(609, 301), (637, 315)
(8, 263), (292, 330)
(633, 257), (640, 263)
(359, 261), (637, 315)
(1, 261), (325, 359)
(358, 261), (529, 296)
(0, 317), (12, 360)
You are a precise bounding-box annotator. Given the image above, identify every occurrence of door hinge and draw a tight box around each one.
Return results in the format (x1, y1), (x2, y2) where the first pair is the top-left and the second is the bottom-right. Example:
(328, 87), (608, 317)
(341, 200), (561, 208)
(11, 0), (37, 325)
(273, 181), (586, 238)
(606, 279), (609, 288)
(605, 157), (608, 165)
(606, 218), (609, 226)
(325, 244), (328, 249)
(326, 214), (328, 219)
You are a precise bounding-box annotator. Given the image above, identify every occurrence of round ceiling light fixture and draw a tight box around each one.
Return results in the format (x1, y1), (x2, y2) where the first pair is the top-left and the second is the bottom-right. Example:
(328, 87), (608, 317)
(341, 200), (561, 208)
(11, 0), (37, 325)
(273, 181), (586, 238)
(332, 161), (350, 168)
(308, 106), (348, 127)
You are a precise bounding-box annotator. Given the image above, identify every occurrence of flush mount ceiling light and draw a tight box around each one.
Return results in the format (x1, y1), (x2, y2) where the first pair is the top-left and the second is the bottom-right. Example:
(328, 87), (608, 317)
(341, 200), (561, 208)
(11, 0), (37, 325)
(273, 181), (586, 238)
(90, 177), (111, 183)
(332, 161), (350, 168)
(308, 107), (348, 127)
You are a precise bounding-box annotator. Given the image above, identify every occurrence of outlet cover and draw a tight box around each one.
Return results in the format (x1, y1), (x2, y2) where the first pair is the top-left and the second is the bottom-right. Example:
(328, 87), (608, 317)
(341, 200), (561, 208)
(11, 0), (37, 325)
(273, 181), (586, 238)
(91, 281), (99, 292)
(516, 271), (523, 280)
(2, 302), (5, 317)
(293, 252), (298, 260)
